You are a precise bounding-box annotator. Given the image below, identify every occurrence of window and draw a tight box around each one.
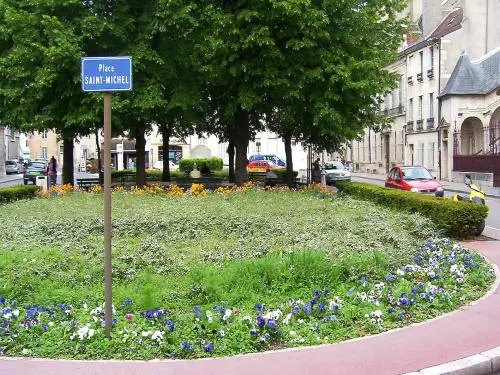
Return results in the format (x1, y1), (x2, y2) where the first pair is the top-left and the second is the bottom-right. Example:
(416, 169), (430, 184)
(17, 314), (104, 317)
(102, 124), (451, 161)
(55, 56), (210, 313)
(409, 55), (414, 75)
(418, 96), (423, 120)
(427, 142), (435, 169)
(418, 143), (425, 165)
(429, 93), (434, 117)
(429, 47), (434, 70)
(408, 98), (413, 120)
(419, 51), (423, 74)
(198, 137), (206, 145)
(42, 130), (48, 139)
(41, 147), (48, 159)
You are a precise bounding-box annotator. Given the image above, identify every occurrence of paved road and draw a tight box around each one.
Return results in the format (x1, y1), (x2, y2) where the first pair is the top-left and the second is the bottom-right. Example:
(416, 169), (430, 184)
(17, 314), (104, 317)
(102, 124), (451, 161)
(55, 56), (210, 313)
(352, 176), (500, 240)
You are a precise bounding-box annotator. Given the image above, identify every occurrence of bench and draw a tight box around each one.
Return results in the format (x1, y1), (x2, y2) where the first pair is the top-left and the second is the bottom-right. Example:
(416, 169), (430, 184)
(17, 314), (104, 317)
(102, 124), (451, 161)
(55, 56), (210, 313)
(248, 172), (303, 188)
(76, 177), (102, 190)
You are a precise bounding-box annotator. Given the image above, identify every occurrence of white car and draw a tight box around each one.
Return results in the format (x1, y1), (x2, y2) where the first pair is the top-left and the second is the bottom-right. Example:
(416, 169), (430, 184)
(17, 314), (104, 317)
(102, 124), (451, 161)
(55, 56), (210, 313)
(153, 160), (178, 170)
(324, 161), (351, 185)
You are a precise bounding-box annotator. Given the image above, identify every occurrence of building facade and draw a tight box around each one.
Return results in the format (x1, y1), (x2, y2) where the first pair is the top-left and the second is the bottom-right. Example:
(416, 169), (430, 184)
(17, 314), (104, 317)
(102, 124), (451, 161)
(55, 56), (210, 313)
(349, 0), (500, 185)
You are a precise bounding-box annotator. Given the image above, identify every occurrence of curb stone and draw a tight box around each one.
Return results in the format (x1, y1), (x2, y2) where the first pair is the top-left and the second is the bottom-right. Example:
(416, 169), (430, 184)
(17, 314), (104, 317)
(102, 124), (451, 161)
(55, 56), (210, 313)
(402, 347), (500, 374)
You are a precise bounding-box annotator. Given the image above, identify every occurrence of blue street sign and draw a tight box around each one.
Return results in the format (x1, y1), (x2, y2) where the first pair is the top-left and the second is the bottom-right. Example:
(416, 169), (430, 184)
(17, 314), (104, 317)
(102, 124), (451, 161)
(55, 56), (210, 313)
(81, 56), (132, 92)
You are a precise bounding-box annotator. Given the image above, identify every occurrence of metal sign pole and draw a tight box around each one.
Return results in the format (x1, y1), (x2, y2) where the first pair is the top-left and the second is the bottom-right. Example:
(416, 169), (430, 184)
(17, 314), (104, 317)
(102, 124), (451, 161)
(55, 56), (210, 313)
(103, 92), (113, 338)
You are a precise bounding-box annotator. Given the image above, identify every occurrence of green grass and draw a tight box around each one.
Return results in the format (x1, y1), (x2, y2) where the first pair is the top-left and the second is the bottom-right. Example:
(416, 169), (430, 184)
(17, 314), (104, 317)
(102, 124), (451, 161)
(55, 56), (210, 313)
(0, 189), (494, 359)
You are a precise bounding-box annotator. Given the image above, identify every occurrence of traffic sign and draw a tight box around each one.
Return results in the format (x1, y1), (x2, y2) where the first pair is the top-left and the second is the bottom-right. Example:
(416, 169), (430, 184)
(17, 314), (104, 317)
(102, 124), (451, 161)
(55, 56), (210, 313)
(81, 56), (132, 92)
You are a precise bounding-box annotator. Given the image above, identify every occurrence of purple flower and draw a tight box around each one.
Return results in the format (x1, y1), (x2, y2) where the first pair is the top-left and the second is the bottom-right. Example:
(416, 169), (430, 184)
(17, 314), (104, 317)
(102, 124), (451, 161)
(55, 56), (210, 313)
(0, 297), (5, 304)
(193, 306), (201, 313)
(385, 275), (396, 282)
(164, 319), (175, 332)
(42, 323), (47, 332)
(302, 304), (312, 315)
(250, 329), (258, 337)
(330, 315), (338, 322)
(204, 342), (214, 353)
(182, 342), (193, 351)
(256, 316), (266, 328)
(360, 276), (367, 287)
(318, 303), (326, 312)
(267, 319), (277, 329)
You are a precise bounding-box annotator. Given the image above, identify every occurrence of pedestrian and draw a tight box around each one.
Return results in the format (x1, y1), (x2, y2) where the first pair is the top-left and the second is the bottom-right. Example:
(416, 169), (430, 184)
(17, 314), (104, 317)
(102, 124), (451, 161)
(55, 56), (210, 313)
(312, 158), (321, 182)
(47, 156), (57, 187)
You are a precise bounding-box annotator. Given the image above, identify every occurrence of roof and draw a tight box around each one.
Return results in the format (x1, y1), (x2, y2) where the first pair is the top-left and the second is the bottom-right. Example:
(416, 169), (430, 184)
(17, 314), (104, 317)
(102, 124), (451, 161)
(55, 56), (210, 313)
(428, 8), (463, 39)
(398, 8), (463, 58)
(439, 48), (500, 97)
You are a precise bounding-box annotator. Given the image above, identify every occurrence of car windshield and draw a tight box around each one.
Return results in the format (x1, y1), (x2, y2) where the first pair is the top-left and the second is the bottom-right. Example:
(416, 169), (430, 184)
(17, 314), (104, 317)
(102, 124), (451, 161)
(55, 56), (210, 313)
(402, 167), (432, 180)
(6, 161), (15, 165)
(29, 162), (46, 169)
(324, 162), (345, 170)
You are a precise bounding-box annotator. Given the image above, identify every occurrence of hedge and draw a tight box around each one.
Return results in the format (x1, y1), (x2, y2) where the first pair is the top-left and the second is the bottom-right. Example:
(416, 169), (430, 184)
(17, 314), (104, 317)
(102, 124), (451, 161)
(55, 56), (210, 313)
(178, 158), (223, 173)
(336, 181), (488, 238)
(0, 185), (39, 204)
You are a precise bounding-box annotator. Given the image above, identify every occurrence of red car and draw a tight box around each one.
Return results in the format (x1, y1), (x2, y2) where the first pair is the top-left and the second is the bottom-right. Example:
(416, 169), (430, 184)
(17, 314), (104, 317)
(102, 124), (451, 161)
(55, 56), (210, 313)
(385, 166), (444, 197)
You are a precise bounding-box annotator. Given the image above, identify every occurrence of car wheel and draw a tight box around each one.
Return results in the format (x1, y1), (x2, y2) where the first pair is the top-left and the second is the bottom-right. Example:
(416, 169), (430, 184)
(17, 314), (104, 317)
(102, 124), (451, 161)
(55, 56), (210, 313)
(24, 180), (28, 185)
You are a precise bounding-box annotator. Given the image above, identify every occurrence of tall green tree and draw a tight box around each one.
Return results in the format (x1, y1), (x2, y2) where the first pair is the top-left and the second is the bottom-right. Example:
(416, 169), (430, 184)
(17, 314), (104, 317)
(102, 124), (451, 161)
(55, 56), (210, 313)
(198, 0), (406, 185)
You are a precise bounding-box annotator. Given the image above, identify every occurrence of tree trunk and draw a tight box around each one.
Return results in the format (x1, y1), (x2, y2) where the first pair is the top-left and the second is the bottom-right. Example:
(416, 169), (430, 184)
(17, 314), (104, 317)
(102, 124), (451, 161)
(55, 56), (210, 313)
(95, 127), (103, 183)
(234, 107), (249, 186)
(283, 133), (294, 186)
(0, 127), (6, 178)
(227, 134), (235, 183)
(161, 126), (171, 182)
(62, 137), (74, 185)
(135, 127), (146, 187)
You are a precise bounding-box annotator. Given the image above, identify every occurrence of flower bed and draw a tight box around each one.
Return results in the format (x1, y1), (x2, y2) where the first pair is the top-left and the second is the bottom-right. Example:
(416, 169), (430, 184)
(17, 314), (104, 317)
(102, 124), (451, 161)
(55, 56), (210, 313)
(0, 187), (494, 359)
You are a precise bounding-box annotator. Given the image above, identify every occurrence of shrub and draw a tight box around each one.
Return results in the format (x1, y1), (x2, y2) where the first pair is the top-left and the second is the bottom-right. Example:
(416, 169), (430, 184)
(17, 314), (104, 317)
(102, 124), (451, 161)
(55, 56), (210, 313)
(0, 185), (39, 204)
(179, 158), (224, 173)
(336, 181), (488, 238)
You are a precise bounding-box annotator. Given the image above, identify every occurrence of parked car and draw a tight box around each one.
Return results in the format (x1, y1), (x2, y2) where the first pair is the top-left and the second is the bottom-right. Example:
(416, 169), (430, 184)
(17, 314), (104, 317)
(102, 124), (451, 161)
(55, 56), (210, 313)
(247, 160), (283, 173)
(23, 161), (48, 185)
(5, 160), (20, 174)
(153, 160), (179, 170)
(385, 166), (444, 197)
(324, 161), (351, 184)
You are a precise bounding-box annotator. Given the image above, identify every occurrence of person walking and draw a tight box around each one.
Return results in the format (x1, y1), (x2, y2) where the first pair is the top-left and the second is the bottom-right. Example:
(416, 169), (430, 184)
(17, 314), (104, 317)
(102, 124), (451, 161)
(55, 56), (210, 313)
(47, 156), (57, 187)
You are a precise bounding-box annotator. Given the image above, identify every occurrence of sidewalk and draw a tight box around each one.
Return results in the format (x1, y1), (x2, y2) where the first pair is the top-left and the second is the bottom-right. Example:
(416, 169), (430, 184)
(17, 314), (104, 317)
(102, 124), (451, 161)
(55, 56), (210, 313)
(1, 242), (500, 375)
(0, 174), (21, 185)
(352, 171), (500, 199)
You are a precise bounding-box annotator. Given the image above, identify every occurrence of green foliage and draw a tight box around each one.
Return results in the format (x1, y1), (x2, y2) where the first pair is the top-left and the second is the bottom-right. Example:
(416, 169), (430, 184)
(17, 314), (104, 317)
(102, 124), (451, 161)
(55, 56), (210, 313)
(178, 158), (224, 173)
(0, 185), (39, 204)
(0, 193), (494, 359)
(336, 182), (489, 238)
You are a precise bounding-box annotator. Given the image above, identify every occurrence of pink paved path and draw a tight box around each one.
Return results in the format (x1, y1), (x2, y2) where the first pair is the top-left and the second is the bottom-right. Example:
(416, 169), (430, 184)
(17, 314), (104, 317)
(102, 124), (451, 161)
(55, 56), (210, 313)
(1, 241), (499, 375)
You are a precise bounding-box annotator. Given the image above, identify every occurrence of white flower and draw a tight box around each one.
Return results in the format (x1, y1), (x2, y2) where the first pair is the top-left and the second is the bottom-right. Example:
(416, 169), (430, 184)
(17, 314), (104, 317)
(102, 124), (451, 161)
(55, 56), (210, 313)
(141, 331), (150, 337)
(396, 269), (405, 276)
(299, 338), (305, 343)
(372, 310), (382, 318)
(151, 330), (164, 343)
(289, 330), (297, 336)
(21, 348), (30, 355)
(219, 330), (226, 337)
(263, 309), (283, 321)
(206, 311), (213, 323)
(243, 315), (252, 324)
(282, 313), (292, 325)
(48, 322), (54, 327)
(222, 310), (232, 321)
(83, 302), (88, 310)
(88, 328), (95, 338)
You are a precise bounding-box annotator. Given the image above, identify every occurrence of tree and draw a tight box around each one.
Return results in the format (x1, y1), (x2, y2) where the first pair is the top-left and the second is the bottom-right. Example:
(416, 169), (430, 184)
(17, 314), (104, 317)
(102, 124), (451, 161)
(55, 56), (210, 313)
(0, 126), (5, 178)
(198, 0), (405, 185)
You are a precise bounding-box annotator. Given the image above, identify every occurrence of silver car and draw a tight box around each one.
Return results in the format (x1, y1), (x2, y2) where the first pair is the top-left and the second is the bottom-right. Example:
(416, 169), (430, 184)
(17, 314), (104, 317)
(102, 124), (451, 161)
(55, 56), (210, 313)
(5, 160), (20, 174)
(324, 161), (351, 185)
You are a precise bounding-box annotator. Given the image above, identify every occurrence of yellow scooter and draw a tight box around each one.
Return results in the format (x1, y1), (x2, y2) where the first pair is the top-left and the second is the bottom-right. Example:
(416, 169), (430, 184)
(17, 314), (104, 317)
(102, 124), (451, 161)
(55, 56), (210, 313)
(452, 174), (486, 235)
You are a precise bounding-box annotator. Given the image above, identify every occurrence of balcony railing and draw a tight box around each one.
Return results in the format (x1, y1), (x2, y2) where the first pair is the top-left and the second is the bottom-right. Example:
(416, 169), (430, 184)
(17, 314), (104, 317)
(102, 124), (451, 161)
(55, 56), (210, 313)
(416, 119), (424, 130)
(377, 105), (405, 117)
(417, 72), (423, 82)
(406, 121), (414, 132)
(427, 117), (435, 129)
(407, 76), (413, 85)
(427, 69), (434, 79)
